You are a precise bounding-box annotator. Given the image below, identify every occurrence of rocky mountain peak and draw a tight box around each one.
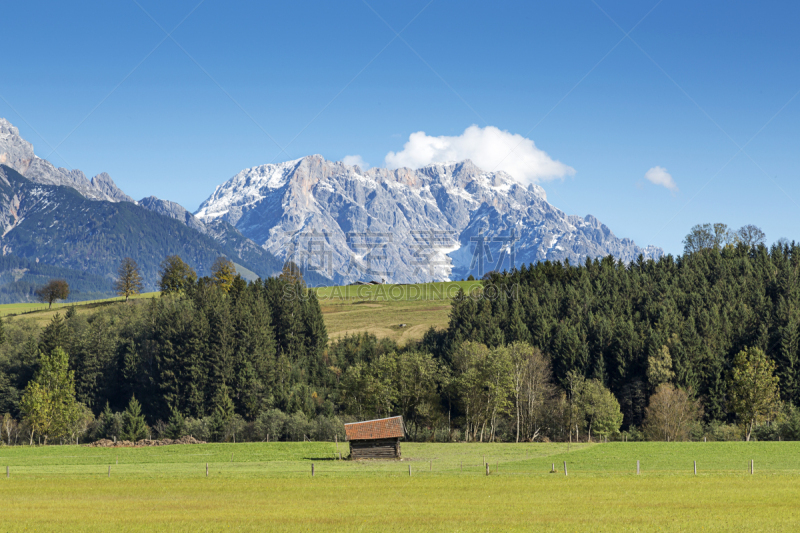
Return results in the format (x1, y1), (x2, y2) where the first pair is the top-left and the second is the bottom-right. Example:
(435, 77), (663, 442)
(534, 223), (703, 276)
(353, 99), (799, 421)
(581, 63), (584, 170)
(0, 118), (35, 175)
(195, 155), (662, 284)
(0, 117), (133, 203)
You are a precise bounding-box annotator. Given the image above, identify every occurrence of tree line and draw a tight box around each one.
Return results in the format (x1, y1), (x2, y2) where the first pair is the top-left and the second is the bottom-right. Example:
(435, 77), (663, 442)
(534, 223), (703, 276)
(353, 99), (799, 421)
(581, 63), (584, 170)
(2, 226), (800, 444)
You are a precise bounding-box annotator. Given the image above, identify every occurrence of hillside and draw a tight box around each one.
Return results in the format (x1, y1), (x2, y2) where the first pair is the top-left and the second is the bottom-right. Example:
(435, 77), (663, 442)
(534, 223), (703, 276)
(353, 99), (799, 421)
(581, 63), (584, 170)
(0, 254), (115, 303)
(0, 280), (473, 342)
(0, 164), (289, 291)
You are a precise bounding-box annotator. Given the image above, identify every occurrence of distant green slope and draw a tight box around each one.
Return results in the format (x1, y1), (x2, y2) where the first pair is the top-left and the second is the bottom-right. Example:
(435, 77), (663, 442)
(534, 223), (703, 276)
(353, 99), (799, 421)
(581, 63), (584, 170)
(0, 254), (115, 303)
(0, 164), (327, 297)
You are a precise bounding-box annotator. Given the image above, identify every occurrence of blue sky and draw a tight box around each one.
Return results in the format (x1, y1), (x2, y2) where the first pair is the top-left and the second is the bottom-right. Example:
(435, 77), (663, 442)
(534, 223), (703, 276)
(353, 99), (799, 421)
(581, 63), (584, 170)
(2, 0), (799, 255)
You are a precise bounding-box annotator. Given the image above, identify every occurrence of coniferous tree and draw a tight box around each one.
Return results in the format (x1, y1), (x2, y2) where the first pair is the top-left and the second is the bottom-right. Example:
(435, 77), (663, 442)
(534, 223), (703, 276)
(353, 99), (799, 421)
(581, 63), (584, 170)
(165, 407), (186, 439)
(121, 396), (148, 441)
(114, 258), (144, 302)
(39, 313), (70, 356)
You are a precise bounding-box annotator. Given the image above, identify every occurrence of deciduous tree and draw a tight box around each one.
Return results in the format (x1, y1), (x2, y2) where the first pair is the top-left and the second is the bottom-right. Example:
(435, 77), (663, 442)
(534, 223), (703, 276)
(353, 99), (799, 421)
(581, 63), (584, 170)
(575, 378), (623, 442)
(20, 347), (82, 445)
(736, 224), (766, 248)
(683, 223), (736, 254)
(35, 279), (70, 309)
(729, 347), (781, 441)
(643, 384), (702, 441)
(211, 257), (236, 293)
(159, 255), (197, 295)
(508, 342), (554, 442)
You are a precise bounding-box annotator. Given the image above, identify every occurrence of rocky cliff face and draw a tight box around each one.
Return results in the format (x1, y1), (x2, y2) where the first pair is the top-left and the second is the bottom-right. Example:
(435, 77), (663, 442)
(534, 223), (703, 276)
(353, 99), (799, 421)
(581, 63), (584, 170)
(196, 155), (662, 283)
(0, 118), (133, 203)
(138, 196), (207, 233)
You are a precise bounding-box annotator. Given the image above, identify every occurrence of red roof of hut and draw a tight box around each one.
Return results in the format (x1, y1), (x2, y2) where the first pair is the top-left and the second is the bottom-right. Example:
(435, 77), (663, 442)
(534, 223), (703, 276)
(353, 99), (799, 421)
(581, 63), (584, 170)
(344, 416), (404, 441)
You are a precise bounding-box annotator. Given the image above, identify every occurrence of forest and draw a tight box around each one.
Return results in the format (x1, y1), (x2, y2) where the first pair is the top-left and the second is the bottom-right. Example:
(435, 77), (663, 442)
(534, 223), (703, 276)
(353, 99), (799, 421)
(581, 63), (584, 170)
(2, 236), (800, 445)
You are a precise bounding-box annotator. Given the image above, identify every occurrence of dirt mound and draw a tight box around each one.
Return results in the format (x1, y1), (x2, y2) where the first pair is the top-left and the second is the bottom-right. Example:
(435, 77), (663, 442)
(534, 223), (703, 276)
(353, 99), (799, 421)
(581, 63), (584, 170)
(85, 436), (206, 447)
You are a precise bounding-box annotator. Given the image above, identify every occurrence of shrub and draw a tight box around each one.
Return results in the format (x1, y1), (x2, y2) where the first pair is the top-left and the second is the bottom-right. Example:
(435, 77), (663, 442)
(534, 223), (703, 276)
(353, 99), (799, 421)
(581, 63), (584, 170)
(705, 421), (743, 441)
(285, 412), (313, 441)
(185, 417), (213, 442)
(254, 409), (288, 441)
(779, 404), (800, 440)
(312, 416), (345, 441)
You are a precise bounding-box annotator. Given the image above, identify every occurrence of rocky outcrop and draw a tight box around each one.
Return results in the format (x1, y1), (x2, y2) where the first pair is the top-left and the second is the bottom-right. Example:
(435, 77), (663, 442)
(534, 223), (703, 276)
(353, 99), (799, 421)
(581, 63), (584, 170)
(139, 196), (207, 233)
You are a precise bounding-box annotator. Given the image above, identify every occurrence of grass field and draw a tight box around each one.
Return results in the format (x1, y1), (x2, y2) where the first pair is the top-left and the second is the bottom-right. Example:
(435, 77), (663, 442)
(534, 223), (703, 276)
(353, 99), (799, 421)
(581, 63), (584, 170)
(0, 292), (160, 326)
(317, 281), (479, 344)
(1, 441), (799, 531)
(0, 281), (478, 343)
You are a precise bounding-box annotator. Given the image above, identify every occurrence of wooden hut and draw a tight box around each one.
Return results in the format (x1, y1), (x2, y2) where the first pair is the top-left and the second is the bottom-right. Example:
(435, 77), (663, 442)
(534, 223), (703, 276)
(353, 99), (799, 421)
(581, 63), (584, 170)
(344, 416), (404, 459)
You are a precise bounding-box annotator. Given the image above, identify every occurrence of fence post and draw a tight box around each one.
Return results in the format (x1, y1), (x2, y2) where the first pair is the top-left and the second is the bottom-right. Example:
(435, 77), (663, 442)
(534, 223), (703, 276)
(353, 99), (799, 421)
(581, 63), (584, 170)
(751, 460), (754, 475)
(694, 461), (697, 475)
(312, 463), (315, 477)
(486, 463), (489, 476)
(108, 466), (111, 478)
(409, 465), (411, 477)
(6, 466), (8, 478)
(206, 463), (208, 477)
(636, 460), (640, 475)
(563, 461), (568, 476)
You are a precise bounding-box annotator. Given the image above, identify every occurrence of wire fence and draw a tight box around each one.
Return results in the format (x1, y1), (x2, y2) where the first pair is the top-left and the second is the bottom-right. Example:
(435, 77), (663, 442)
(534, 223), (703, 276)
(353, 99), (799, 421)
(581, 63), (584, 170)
(0, 458), (785, 480)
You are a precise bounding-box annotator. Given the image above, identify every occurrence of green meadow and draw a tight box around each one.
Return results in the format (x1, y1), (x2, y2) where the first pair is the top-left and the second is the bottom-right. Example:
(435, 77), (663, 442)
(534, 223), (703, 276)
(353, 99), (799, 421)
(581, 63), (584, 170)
(1, 442), (799, 531)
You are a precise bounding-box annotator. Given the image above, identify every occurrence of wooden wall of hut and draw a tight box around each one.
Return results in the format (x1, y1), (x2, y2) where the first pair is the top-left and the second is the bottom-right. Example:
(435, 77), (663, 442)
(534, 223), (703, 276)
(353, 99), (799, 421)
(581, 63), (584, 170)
(349, 438), (401, 460)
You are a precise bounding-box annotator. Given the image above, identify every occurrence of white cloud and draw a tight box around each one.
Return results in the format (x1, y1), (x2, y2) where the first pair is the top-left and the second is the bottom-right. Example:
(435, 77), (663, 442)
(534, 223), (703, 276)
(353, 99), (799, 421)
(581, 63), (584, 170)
(342, 155), (370, 169)
(384, 125), (575, 185)
(644, 166), (678, 192)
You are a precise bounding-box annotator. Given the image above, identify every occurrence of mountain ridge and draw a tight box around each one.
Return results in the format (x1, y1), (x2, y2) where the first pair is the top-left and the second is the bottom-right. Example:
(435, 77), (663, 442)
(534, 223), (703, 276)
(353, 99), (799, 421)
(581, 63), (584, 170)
(195, 155), (663, 284)
(0, 118), (133, 203)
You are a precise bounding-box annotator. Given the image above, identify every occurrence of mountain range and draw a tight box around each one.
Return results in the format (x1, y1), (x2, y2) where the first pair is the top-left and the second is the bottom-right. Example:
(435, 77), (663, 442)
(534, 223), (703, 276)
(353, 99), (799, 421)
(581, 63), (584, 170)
(195, 156), (662, 284)
(0, 117), (662, 300)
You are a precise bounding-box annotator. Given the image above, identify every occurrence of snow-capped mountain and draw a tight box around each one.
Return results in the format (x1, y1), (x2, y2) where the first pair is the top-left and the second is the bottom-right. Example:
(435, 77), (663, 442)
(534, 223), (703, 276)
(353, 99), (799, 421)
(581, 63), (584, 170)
(196, 155), (662, 284)
(1, 116), (663, 288)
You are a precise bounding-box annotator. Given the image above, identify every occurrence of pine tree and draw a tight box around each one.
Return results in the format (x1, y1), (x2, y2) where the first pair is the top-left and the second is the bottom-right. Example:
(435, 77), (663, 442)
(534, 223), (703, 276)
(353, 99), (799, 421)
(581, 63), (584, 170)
(121, 396), (148, 442)
(39, 313), (70, 356)
(165, 407), (186, 439)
